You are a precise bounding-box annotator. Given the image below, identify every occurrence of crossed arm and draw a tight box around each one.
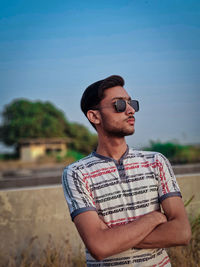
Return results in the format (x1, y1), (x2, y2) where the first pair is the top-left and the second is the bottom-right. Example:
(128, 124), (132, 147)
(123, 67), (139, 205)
(74, 197), (191, 261)
(134, 197), (191, 248)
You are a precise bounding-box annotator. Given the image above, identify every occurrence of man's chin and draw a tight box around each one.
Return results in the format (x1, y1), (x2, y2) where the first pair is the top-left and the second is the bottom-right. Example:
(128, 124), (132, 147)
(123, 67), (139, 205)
(125, 129), (135, 136)
(106, 126), (135, 138)
(114, 129), (135, 137)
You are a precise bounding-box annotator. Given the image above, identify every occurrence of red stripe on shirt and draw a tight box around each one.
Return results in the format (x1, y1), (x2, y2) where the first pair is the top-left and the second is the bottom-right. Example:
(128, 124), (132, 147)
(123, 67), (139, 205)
(125, 160), (170, 195)
(83, 169), (117, 181)
(90, 166), (116, 175)
(150, 255), (170, 267)
(85, 180), (95, 205)
(83, 166), (116, 176)
(156, 160), (170, 194)
(159, 256), (170, 267)
(82, 160), (170, 195)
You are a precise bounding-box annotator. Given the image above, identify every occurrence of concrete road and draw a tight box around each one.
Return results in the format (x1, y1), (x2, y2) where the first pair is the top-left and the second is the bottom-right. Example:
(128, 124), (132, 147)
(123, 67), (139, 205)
(0, 163), (200, 190)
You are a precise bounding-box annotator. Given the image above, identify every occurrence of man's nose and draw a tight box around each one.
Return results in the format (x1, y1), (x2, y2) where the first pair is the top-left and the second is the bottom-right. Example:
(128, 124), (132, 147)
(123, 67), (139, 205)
(126, 102), (135, 114)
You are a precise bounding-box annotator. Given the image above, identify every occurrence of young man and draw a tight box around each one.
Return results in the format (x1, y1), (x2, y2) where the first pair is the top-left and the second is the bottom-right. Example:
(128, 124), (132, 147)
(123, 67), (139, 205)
(62, 75), (191, 266)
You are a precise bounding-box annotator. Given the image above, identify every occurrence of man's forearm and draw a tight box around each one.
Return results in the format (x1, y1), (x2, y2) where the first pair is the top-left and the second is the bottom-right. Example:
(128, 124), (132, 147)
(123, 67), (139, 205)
(99, 211), (165, 255)
(135, 217), (191, 249)
(75, 210), (166, 261)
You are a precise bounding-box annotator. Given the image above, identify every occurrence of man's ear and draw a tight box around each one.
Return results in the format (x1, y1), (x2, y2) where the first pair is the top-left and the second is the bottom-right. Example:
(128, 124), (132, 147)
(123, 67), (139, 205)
(87, 110), (101, 126)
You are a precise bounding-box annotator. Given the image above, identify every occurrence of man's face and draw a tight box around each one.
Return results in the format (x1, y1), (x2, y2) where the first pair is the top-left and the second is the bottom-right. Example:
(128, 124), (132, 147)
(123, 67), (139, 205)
(97, 86), (136, 137)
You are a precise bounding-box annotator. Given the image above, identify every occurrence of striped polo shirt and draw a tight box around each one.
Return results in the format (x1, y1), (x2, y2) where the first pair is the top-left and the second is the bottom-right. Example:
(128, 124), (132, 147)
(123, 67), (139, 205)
(62, 146), (181, 266)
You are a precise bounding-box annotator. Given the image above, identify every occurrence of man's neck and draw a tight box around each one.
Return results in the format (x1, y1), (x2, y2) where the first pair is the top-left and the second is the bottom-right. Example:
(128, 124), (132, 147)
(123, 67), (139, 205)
(96, 136), (128, 162)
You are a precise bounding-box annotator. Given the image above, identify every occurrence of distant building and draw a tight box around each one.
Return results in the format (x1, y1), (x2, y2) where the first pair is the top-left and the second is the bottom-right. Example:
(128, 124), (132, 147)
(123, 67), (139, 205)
(19, 138), (68, 162)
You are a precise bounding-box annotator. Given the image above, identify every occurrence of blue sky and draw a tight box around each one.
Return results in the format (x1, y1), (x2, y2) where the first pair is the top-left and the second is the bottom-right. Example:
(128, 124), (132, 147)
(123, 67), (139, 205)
(0, 0), (200, 149)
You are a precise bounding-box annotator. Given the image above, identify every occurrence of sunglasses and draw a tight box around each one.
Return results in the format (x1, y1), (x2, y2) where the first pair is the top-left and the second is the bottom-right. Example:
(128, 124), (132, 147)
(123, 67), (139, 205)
(114, 99), (139, 113)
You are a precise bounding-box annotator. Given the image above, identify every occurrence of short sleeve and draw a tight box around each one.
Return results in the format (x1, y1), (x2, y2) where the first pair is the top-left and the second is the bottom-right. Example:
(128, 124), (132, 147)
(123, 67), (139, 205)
(62, 165), (96, 220)
(156, 153), (182, 202)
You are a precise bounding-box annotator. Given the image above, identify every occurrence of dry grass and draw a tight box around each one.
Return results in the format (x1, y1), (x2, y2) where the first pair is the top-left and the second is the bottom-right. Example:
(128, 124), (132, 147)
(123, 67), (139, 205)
(168, 233), (200, 266)
(1, 235), (86, 267)
(1, 198), (199, 266)
(168, 209), (200, 267)
(2, 222), (199, 267)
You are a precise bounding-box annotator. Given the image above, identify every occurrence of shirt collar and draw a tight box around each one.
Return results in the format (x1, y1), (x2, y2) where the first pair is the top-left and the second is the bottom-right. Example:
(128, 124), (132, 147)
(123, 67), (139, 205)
(92, 145), (129, 165)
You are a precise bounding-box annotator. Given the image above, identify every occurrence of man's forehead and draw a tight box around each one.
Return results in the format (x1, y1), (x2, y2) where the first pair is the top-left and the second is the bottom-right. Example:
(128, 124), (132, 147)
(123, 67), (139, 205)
(103, 86), (130, 99)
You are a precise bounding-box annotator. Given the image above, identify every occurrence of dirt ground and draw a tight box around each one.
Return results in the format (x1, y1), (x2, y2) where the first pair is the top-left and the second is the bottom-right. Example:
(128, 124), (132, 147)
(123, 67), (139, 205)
(0, 158), (69, 171)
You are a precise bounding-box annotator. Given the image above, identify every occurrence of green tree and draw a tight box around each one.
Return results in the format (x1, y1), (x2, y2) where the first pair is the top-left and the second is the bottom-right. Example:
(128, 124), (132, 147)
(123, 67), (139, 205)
(0, 99), (97, 154)
(146, 141), (178, 159)
(0, 99), (70, 147)
(144, 140), (200, 164)
(68, 122), (97, 154)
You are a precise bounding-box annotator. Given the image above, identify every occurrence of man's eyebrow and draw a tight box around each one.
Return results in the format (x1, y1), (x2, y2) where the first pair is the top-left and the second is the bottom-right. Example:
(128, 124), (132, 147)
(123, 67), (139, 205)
(111, 96), (131, 101)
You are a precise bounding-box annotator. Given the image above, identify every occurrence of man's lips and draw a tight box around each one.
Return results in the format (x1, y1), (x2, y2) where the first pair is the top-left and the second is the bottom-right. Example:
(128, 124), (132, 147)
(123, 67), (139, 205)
(126, 116), (135, 125)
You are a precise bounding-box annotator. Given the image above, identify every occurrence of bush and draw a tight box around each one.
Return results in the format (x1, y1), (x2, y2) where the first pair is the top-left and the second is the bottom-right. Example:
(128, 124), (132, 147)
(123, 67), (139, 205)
(55, 149), (85, 163)
(0, 153), (18, 160)
(144, 141), (200, 164)
(65, 149), (85, 161)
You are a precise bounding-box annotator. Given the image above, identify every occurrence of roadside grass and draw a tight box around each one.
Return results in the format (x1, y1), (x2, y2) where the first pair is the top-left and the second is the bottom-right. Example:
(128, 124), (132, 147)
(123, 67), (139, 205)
(167, 213), (200, 267)
(167, 196), (200, 267)
(1, 235), (86, 267)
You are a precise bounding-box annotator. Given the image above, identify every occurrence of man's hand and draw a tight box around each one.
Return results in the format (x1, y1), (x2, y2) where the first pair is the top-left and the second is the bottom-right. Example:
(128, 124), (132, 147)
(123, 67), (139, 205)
(145, 210), (167, 225)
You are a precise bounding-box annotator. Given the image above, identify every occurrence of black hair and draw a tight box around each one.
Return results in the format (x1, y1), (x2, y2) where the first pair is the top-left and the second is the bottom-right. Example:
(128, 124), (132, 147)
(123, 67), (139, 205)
(80, 75), (125, 128)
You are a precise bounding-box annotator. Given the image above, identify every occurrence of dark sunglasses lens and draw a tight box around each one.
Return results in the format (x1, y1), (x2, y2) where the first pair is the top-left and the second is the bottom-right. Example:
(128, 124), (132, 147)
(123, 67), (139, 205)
(115, 99), (139, 112)
(130, 100), (139, 112)
(115, 99), (126, 112)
